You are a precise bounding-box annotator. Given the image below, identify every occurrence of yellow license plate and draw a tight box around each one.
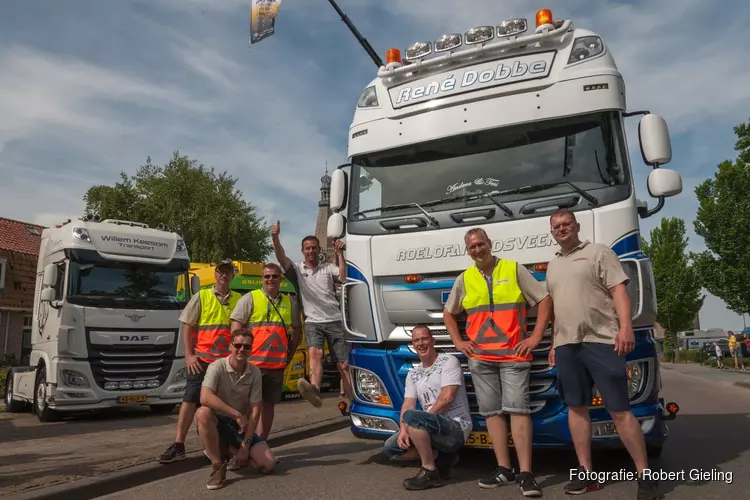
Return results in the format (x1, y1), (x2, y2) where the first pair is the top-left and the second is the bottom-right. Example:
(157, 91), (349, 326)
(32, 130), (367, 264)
(466, 431), (514, 448)
(116, 394), (147, 404)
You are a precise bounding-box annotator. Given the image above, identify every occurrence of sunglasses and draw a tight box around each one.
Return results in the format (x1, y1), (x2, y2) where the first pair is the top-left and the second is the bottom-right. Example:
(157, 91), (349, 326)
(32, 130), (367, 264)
(263, 274), (280, 279)
(233, 343), (252, 351)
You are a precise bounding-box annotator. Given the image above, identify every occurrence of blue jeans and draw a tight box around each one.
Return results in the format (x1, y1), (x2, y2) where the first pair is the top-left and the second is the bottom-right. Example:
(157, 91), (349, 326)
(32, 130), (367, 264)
(383, 410), (466, 460)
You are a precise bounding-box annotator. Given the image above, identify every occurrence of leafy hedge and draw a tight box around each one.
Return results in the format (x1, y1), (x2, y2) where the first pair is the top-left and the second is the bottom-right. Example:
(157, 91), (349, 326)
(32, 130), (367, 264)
(0, 367), (7, 400)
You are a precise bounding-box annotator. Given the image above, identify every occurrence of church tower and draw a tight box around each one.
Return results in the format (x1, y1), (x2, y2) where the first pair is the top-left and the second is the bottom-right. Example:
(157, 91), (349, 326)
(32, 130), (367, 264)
(314, 165), (336, 264)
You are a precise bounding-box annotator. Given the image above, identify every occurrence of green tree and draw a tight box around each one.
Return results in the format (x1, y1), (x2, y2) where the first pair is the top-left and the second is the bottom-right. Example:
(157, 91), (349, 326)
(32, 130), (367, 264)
(693, 118), (750, 316)
(84, 152), (271, 263)
(642, 217), (705, 358)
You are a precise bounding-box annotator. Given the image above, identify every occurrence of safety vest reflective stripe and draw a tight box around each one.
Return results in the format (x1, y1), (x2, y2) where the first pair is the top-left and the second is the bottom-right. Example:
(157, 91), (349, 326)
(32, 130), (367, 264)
(461, 259), (530, 363)
(248, 289), (293, 370)
(464, 303), (519, 315)
(195, 288), (241, 363)
(246, 321), (286, 328)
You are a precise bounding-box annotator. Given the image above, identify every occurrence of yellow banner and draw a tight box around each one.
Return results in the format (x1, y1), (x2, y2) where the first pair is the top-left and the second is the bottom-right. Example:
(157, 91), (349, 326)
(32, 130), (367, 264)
(250, 0), (282, 45)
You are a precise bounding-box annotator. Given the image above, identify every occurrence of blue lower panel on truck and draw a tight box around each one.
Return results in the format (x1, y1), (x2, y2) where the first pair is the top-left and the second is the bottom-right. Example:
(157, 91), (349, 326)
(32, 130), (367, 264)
(346, 327), (670, 452)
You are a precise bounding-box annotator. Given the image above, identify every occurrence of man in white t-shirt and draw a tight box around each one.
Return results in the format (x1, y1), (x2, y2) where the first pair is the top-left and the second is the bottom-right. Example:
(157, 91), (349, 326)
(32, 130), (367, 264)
(383, 325), (472, 490)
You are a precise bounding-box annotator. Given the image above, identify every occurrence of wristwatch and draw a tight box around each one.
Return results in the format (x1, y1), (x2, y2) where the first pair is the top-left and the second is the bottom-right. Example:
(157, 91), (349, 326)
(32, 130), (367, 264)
(243, 437), (254, 447)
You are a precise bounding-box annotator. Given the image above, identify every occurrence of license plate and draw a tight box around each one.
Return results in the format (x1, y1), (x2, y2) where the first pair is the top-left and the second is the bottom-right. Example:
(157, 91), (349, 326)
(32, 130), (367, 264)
(116, 394), (147, 404)
(466, 431), (514, 448)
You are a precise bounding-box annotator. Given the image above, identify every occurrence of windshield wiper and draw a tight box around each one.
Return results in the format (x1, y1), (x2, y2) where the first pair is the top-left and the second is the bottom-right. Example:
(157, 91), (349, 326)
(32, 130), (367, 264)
(423, 192), (513, 218)
(354, 202), (439, 227)
(497, 181), (598, 206)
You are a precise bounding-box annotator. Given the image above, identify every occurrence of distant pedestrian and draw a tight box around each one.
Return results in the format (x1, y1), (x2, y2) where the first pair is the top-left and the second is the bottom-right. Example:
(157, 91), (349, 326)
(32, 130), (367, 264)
(196, 328), (276, 490)
(714, 342), (724, 369)
(728, 331), (745, 370)
(271, 220), (353, 406)
(159, 260), (241, 464)
(545, 209), (659, 500)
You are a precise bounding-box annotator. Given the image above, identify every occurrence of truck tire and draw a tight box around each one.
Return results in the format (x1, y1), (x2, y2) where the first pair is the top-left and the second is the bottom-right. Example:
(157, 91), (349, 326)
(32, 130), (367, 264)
(4, 371), (29, 413)
(647, 445), (663, 458)
(33, 369), (61, 422)
(149, 404), (176, 414)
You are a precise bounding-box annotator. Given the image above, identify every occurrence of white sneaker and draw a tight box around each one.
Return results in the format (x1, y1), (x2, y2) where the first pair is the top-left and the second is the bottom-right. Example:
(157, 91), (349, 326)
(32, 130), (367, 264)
(297, 379), (323, 407)
(227, 456), (240, 471)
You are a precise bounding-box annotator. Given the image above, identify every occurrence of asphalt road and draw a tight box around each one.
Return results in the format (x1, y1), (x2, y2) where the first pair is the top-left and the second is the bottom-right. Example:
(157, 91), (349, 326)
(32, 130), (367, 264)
(94, 366), (750, 500)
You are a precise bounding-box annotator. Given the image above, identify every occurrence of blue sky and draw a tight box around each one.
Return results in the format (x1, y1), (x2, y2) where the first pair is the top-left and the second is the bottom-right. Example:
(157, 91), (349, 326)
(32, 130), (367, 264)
(1, 0), (748, 330)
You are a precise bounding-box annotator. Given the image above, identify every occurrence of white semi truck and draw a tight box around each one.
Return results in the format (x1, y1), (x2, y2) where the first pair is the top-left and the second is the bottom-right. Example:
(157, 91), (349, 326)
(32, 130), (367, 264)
(4, 215), (197, 422)
(326, 7), (681, 455)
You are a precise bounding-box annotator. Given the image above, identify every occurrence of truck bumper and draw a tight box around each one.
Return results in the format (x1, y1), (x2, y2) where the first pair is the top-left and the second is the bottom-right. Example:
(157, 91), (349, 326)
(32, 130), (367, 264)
(32, 358), (187, 411)
(348, 399), (675, 451)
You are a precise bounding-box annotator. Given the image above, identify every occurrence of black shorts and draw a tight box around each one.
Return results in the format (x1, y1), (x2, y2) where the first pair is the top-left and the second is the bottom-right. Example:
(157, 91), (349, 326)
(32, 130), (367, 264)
(184, 359), (211, 404)
(260, 368), (285, 404)
(555, 342), (630, 413)
(215, 414), (264, 450)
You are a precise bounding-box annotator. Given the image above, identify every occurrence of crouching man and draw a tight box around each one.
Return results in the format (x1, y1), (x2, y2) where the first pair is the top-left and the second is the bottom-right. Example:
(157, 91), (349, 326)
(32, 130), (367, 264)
(383, 325), (472, 490)
(196, 328), (277, 490)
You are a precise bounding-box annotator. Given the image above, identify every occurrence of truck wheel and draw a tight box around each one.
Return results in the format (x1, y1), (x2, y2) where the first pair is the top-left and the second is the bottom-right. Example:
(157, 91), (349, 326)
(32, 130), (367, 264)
(647, 445), (663, 458)
(33, 370), (61, 422)
(149, 404), (176, 414)
(4, 372), (29, 413)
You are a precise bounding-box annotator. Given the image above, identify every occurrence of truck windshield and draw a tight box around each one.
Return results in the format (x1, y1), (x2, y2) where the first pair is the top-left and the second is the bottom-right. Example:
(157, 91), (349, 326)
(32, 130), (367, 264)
(67, 263), (187, 309)
(348, 111), (628, 222)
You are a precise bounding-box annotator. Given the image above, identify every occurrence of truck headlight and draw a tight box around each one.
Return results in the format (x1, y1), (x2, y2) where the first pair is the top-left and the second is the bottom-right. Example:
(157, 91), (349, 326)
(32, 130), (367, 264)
(567, 36), (604, 64)
(589, 360), (648, 406)
(357, 86), (379, 108)
(172, 368), (186, 383)
(626, 360), (647, 400)
(62, 369), (90, 388)
(352, 368), (392, 406)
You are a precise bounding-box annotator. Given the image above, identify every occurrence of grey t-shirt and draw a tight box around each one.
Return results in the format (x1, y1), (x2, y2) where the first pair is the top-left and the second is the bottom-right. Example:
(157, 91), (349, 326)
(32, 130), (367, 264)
(405, 353), (472, 440)
(283, 261), (341, 324)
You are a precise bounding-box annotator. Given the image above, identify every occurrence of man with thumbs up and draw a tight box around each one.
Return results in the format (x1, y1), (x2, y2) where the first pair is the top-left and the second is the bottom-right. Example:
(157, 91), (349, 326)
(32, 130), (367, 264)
(271, 220), (353, 407)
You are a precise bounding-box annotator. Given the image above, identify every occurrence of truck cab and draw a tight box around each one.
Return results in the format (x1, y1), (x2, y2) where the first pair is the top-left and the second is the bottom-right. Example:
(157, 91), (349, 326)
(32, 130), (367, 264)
(5, 216), (194, 421)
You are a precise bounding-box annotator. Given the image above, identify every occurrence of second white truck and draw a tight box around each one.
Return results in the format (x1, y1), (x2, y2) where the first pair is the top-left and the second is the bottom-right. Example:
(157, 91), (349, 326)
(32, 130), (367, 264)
(5, 215), (197, 422)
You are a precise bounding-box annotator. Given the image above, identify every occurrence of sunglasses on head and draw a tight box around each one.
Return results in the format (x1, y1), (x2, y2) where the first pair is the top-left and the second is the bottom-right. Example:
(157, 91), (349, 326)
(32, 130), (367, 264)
(233, 343), (252, 351)
(263, 274), (280, 279)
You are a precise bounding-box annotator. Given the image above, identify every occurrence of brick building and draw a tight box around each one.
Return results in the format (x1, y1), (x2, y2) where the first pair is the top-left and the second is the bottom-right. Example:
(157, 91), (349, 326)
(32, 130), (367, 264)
(0, 217), (44, 363)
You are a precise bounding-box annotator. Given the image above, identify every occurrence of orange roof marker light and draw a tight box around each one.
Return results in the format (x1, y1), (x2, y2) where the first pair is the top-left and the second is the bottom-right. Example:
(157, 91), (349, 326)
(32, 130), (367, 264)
(386, 48), (402, 65)
(535, 8), (555, 33)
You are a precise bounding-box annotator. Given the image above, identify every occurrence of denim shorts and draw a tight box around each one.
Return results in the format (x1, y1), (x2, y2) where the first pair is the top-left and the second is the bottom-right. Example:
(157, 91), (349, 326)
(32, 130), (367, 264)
(383, 410), (466, 460)
(215, 414), (265, 450)
(468, 358), (531, 416)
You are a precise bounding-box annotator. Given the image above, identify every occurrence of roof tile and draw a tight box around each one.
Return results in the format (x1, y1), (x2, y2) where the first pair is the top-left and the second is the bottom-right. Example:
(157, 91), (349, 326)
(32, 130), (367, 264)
(0, 217), (45, 255)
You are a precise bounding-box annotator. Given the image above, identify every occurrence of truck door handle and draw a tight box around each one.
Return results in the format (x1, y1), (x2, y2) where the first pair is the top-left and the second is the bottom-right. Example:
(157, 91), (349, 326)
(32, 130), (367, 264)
(519, 196), (578, 215)
(380, 218), (427, 230)
(449, 208), (495, 223)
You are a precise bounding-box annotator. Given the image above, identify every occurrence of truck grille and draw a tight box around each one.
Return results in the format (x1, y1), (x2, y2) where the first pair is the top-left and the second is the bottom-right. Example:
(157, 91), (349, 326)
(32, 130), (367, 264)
(404, 320), (554, 414)
(85, 328), (179, 390)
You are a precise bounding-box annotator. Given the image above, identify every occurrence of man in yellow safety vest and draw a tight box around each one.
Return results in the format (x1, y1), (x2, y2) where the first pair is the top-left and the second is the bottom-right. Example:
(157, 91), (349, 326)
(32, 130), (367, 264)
(443, 228), (552, 497)
(230, 262), (302, 440)
(159, 259), (242, 464)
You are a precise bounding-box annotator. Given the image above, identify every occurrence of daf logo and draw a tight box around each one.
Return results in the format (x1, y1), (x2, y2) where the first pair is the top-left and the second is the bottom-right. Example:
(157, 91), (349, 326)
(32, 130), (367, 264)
(125, 314), (146, 323)
(120, 335), (150, 342)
